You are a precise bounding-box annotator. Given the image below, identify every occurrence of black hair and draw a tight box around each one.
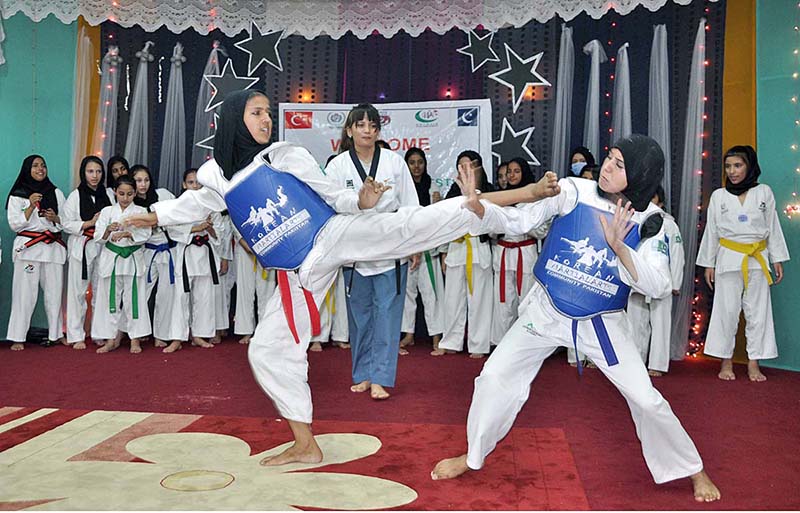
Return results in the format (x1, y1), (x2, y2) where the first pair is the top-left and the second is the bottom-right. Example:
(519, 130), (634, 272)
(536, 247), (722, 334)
(339, 103), (381, 153)
(114, 174), (136, 190)
(183, 168), (198, 182)
(106, 155), (130, 188)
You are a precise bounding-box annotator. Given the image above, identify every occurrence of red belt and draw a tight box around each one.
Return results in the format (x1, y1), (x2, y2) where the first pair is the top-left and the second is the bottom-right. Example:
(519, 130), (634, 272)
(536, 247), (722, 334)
(277, 270), (321, 344)
(17, 230), (66, 250)
(497, 238), (536, 303)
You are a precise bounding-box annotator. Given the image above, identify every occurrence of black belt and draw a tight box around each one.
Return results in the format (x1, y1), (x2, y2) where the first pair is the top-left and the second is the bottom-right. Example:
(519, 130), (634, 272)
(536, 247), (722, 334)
(182, 234), (219, 293)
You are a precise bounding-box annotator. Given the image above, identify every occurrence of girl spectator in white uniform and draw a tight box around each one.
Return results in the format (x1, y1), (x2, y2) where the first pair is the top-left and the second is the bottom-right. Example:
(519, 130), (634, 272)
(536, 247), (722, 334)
(92, 175), (152, 353)
(105, 155), (130, 204)
(399, 147), (444, 355)
(63, 156), (111, 349)
(490, 157), (547, 346)
(627, 185), (684, 376)
(325, 103), (420, 400)
(697, 145), (789, 381)
(5, 155), (67, 351)
(131, 164), (187, 352)
(211, 209), (233, 344)
(232, 226), (276, 345)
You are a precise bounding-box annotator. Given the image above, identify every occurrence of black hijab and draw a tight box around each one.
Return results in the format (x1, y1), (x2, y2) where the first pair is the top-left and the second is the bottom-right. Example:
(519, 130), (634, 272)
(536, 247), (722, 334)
(405, 148), (433, 206)
(5, 154), (59, 213)
(214, 90), (270, 179)
(131, 165), (160, 210)
(78, 156), (111, 220)
(106, 155), (130, 189)
(506, 157), (536, 190)
(601, 135), (665, 212)
(724, 145), (761, 196)
(570, 146), (596, 167)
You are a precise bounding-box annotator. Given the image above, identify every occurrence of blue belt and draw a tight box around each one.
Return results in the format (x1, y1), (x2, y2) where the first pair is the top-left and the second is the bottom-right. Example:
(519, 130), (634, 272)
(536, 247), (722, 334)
(145, 240), (177, 285)
(571, 316), (619, 375)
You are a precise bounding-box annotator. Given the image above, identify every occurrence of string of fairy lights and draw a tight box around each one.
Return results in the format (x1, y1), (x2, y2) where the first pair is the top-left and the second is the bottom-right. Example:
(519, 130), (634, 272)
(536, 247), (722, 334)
(784, 1), (800, 219)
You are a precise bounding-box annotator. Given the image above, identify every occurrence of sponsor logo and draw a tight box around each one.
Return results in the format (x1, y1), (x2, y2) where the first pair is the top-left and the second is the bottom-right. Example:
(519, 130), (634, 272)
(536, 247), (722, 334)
(24, 264), (35, 273)
(414, 109), (438, 124)
(327, 111), (346, 127)
(285, 111), (313, 129)
(379, 112), (392, 127)
(345, 179), (354, 189)
(655, 239), (669, 256)
(759, 201), (766, 212)
(522, 322), (538, 336)
(457, 108), (478, 126)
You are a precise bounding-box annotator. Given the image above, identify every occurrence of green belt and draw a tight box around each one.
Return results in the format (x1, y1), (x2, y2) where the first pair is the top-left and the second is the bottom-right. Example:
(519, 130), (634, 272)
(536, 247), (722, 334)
(106, 242), (142, 319)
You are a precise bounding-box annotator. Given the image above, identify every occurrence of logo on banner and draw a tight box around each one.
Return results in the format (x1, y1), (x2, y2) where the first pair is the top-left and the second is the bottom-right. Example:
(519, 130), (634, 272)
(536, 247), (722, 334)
(285, 111), (313, 129)
(414, 109), (439, 126)
(379, 112), (392, 127)
(457, 108), (478, 126)
(327, 112), (346, 127)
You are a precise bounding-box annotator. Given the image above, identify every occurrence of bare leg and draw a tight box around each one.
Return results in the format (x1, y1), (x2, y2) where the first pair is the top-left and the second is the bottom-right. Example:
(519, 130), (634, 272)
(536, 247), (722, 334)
(431, 454), (470, 480)
(10, 343), (24, 351)
(96, 339), (120, 353)
(259, 420), (323, 466)
(130, 338), (142, 354)
(309, 342), (323, 352)
(691, 470), (721, 502)
(370, 383), (390, 400)
(718, 358), (736, 380)
(747, 359), (766, 382)
(350, 380), (370, 393)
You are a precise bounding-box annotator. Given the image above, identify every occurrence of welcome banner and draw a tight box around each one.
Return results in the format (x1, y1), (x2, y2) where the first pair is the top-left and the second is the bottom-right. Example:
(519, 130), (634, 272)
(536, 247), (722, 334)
(278, 99), (493, 193)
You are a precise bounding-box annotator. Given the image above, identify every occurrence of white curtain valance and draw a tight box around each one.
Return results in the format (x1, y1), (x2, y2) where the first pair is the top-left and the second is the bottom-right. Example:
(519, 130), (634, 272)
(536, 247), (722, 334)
(2, 0), (717, 38)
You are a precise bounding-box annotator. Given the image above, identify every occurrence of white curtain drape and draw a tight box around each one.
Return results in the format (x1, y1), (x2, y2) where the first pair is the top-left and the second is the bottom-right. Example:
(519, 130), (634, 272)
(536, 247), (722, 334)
(124, 41), (154, 167)
(582, 39), (608, 160)
(70, 25), (93, 185)
(1, 0), (718, 39)
(191, 45), (221, 167)
(551, 24), (575, 178)
(158, 42), (187, 194)
(90, 46), (122, 162)
(671, 18), (706, 360)
(649, 24), (672, 209)
(0, 15), (6, 66)
(611, 42), (631, 142)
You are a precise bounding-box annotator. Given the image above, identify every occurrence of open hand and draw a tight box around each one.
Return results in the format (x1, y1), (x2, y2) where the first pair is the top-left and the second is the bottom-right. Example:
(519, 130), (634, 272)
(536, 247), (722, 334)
(455, 159), (484, 218)
(358, 176), (391, 209)
(598, 199), (635, 253)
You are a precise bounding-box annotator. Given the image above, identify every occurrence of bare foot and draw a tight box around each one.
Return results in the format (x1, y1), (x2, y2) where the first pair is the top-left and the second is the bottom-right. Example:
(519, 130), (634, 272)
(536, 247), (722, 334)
(431, 455), (470, 480)
(259, 441), (323, 466)
(334, 341), (350, 349)
(431, 348), (446, 356)
(370, 384), (390, 400)
(747, 360), (766, 382)
(163, 341), (182, 353)
(309, 342), (323, 352)
(469, 353), (485, 359)
(210, 335), (222, 345)
(690, 470), (721, 502)
(399, 333), (414, 348)
(61, 338), (71, 346)
(399, 347), (409, 356)
(239, 335), (252, 345)
(10, 343), (24, 351)
(432, 334), (442, 350)
(192, 337), (214, 348)
(154, 339), (167, 348)
(648, 370), (663, 377)
(130, 339), (142, 354)
(73, 341), (86, 350)
(350, 380), (370, 393)
(96, 340), (120, 353)
(718, 359), (736, 381)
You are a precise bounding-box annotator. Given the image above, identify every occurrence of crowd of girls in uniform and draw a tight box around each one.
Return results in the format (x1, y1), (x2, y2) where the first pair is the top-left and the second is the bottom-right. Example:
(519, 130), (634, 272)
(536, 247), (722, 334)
(2, 118), (790, 386)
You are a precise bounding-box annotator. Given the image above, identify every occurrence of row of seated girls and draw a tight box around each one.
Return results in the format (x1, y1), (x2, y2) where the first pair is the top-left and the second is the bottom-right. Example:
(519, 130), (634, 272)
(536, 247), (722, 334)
(4, 143), (789, 384)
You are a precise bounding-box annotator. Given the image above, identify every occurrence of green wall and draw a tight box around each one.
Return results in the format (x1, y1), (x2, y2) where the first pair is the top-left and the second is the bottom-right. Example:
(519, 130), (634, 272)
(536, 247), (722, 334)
(757, 0), (800, 371)
(0, 14), (77, 336)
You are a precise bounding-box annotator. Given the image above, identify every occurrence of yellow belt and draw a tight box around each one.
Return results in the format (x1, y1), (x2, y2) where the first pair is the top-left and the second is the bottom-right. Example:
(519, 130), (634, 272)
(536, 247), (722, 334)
(719, 238), (772, 290)
(453, 234), (474, 295)
(251, 254), (269, 280)
(324, 275), (337, 315)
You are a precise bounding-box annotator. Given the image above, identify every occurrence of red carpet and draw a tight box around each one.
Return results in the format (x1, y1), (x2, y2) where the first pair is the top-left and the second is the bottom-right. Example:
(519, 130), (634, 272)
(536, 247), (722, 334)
(1, 340), (799, 510)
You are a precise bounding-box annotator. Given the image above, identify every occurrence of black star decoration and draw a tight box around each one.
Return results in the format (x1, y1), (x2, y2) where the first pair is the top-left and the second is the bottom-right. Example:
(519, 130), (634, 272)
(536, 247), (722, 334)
(203, 59), (259, 113)
(234, 22), (285, 75)
(488, 43), (551, 113)
(195, 113), (220, 151)
(456, 29), (500, 72)
(491, 118), (540, 167)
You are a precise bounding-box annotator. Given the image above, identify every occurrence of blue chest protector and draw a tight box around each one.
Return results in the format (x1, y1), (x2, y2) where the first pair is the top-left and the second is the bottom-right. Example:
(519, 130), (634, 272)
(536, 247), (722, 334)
(224, 160), (335, 270)
(533, 202), (642, 369)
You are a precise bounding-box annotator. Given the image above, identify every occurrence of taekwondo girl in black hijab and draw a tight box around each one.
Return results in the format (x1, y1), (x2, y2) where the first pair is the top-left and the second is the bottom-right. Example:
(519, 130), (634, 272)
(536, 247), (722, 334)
(5, 154), (67, 350)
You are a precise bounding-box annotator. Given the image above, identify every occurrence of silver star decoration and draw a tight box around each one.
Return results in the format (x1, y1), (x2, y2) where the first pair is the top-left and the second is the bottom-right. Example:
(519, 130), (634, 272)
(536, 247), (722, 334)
(491, 118), (540, 167)
(488, 43), (551, 113)
(234, 22), (285, 75)
(203, 59), (259, 112)
(195, 113), (220, 151)
(456, 29), (500, 72)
